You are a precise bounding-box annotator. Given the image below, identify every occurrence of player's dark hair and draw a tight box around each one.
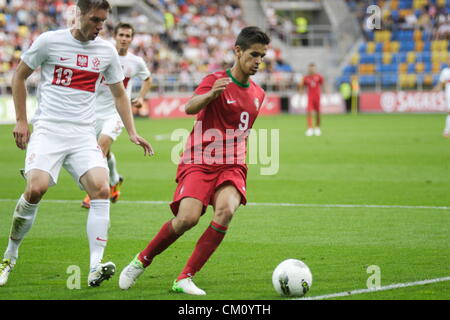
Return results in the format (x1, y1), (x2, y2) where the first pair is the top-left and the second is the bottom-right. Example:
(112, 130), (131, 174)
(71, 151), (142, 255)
(235, 26), (270, 51)
(114, 22), (135, 37)
(77, 0), (111, 15)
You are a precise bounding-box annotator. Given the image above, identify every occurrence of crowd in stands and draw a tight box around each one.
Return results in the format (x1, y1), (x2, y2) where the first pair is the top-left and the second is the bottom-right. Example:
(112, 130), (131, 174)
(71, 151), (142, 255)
(346, 0), (450, 40)
(339, 0), (450, 90)
(0, 0), (296, 94)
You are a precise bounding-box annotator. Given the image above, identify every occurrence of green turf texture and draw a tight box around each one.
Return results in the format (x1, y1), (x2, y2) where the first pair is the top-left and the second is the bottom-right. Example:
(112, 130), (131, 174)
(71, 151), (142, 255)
(0, 113), (449, 300)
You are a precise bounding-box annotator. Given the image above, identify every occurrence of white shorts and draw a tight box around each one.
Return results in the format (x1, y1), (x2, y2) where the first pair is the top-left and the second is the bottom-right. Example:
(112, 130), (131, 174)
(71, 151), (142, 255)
(24, 122), (108, 189)
(95, 114), (124, 141)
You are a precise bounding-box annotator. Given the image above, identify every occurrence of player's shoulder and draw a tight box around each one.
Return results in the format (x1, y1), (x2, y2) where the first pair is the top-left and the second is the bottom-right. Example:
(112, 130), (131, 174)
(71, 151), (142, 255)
(200, 70), (227, 84)
(126, 52), (147, 65)
(93, 36), (117, 53)
(441, 67), (450, 75)
(249, 78), (266, 96)
(35, 28), (67, 43)
(210, 70), (228, 79)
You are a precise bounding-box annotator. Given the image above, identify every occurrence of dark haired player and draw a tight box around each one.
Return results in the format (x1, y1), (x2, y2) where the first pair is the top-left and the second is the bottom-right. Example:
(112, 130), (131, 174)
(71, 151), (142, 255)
(119, 26), (270, 295)
(300, 63), (324, 136)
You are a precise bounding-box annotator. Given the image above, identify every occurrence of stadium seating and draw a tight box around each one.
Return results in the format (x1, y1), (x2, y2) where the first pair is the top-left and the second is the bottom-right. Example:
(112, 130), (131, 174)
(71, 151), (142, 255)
(0, 0), (295, 93)
(339, 0), (450, 90)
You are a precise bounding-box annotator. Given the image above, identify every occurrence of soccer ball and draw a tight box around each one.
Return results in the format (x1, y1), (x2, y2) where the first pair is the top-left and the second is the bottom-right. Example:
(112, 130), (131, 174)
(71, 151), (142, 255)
(272, 259), (312, 297)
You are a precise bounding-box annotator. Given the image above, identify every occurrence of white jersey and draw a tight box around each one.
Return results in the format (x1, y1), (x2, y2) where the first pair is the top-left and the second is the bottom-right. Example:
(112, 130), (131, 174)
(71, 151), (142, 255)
(21, 29), (124, 126)
(439, 67), (450, 105)
(95, 52), (151, 118)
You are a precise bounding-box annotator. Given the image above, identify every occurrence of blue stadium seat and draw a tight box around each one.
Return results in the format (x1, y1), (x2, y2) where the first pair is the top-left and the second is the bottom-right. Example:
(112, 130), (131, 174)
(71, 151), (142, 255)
(359, 43), (367, 53)
(432, 74), (440, 86)
(407, 63), (415, 73)
(381, 73), (398, 86)
(391, 10), (400, 22)
(400, 41), (415, 52)
(394, 52), (407, 63)
(343, 65), (357, 75)
(359, 75), (376, 86)
(375, 42), (383, 53)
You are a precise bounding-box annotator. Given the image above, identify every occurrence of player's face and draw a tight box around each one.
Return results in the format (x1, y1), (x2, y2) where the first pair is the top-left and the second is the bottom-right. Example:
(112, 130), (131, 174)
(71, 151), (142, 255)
(79, 8), (108, 41)
(115, 28), (133, 50)
(309, 65), (316, 74)
(237, 43), (268, 76)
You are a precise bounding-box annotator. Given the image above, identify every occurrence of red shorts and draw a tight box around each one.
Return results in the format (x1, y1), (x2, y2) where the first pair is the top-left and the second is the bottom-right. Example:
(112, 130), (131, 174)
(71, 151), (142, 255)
(307, 95), (321, 112)
(170, 164), (248, 216)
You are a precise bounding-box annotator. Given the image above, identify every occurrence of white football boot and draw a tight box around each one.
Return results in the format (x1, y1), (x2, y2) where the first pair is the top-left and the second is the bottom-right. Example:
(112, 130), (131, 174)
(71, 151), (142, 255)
(88, 261), (116, 287)
(305, 128), (314, 136)
(314, 128), (322, 136)
(0, 259), (14, 286)
(119, 254), (145, 290)
(172, 277), (206, 296)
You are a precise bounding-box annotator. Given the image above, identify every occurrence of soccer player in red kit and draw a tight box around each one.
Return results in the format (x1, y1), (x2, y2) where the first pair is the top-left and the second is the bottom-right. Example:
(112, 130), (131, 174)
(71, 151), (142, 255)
(119, 26), (270, 295)
(300, 63), (324, 136)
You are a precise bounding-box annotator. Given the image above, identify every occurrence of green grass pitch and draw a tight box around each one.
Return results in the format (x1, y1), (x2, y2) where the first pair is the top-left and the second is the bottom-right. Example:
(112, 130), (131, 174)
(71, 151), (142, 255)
(0, 113), (449, 300)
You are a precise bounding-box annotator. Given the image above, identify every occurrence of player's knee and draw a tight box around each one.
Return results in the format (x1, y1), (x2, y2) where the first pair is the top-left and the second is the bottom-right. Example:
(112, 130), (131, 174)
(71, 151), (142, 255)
(176, 214), (200, 231)
(214, 206), (235, 224)
(89, 182), (110, 199)
(25, 184), (48, 203)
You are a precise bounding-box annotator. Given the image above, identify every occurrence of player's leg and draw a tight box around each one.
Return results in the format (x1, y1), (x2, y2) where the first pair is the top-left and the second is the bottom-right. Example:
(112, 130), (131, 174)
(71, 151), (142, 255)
(81, 117), (123, 208)
(313, 98), (322, 136)
(119, 197), (203, 290)
(79, 167), (116, 286)
(0, 169), (50, 286)
(173, 184), (241, 295)
(100, 117), (125, 202)
(443, 111), (450, 138)
(305, 96), (314, 136)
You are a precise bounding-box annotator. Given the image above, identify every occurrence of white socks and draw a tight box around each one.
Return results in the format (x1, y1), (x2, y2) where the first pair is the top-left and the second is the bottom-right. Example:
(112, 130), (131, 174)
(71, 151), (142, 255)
(4, 194), (39, 264)
(87, 199), (110, 270)
(107, 152), (120, 186)
(444, 114), (450, 134)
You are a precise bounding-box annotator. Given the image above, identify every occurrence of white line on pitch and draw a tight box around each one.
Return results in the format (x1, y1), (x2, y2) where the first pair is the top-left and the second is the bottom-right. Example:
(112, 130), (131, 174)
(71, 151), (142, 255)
(0, 199), (448, 210)
(297, 276), (450, 300)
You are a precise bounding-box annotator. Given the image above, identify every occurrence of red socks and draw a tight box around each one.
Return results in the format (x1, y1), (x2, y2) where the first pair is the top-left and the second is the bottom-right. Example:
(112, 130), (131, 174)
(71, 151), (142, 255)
(177, 221), (228, 281)
(138, 220), (180, 267)
(307, 114), (313, 128)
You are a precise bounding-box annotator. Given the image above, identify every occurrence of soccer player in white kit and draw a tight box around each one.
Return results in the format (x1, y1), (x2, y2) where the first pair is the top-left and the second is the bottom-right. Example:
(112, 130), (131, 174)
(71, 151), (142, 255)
(0, 0), (153, 287)
(435, 57), (450, 138)
(81, 22), (152, 208)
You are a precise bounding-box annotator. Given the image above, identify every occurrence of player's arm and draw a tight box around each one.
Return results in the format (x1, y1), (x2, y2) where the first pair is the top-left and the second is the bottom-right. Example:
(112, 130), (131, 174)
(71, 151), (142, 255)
(185, 77), (232, 115)
(12, 61), (35, 150)
(298, 78), (305, 94)
(131, 76), (152, 109)
(109, 82), (154, 156)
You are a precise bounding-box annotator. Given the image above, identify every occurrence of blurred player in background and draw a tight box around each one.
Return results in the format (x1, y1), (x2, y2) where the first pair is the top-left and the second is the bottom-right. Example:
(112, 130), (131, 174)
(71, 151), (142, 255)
(119, 26), (270, 295)
(81, 22), (152, 208)
(435, 57), (450, 138)
(0, 0), (153, 288)
(299, 63), (324, 136)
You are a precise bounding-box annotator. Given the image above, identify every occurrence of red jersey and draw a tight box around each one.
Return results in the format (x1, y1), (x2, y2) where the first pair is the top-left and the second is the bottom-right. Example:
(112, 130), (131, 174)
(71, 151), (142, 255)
(303, 73), (323, 97)
(180, 69), (266, 166)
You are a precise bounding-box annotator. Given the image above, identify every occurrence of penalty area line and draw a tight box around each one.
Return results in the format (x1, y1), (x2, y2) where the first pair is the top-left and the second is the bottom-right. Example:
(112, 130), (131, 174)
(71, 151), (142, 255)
(0, 199), (448, 210)
(296, 276), (450, 300)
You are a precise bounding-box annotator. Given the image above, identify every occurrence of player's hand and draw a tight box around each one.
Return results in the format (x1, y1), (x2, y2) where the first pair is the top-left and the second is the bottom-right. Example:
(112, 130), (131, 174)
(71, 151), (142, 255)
(209, 77), (232, 99)
(13, 120), (30, 150)
(131, 97), (145, 109)
(130, 134), (154, 156)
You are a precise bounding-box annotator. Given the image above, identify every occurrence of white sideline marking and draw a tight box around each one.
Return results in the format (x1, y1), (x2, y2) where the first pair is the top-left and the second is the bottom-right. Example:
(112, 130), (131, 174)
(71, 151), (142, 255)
(297, 276), (450, 300)
(0, 199), (448, 210)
